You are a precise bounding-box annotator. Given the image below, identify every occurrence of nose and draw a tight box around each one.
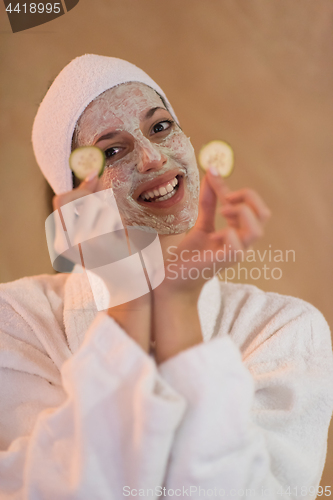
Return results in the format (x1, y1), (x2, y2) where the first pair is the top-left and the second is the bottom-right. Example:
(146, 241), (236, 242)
(136, 137), (167, 173)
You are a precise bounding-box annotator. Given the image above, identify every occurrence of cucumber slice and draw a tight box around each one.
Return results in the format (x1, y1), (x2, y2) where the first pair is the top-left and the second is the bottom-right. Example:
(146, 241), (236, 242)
(69, 146), (105, 180)
(198, 140), (234, 177)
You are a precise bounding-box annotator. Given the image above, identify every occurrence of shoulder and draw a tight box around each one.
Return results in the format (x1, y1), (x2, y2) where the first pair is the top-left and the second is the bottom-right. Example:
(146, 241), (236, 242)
(0, 273), (70, 354)
(219, 279), (319, 313)
(0, 275), (70, 448)
(0, 272), (69, 313)
(0, 272), (69, 300)
(199, 278), (332, 358)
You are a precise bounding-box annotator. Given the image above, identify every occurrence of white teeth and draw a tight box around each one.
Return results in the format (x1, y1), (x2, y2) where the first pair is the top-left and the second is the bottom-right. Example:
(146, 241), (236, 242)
(155, 188), (177, 202)
(140, 176), (179, 201)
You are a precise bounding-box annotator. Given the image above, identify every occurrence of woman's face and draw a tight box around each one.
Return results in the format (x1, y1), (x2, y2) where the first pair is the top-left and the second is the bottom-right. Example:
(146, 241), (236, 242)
(73, 82), (200, 234)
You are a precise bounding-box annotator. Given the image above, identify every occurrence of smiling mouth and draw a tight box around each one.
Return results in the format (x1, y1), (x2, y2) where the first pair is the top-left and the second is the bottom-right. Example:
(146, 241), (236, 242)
(139, 175), (180, 202)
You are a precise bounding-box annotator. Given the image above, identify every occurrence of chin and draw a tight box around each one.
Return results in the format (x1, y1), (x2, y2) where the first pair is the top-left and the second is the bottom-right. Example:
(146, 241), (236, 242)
(158, 207), (199, 235)
(124, 203), (198, 235)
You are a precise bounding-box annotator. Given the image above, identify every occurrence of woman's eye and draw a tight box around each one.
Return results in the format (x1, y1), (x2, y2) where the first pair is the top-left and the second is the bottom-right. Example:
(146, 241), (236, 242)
(151, 120), (173, 135)
(104, 146), (122, 159)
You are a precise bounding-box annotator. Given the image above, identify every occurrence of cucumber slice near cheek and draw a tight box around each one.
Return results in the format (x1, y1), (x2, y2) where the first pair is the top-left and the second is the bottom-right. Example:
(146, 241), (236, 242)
(69, 146), (106, 180)
(198, 140), (234, 178)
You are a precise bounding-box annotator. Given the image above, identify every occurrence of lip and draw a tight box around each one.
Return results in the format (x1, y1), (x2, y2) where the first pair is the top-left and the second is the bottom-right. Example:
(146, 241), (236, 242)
(136, 174), (185, 209)
(133, 169), (182, 199)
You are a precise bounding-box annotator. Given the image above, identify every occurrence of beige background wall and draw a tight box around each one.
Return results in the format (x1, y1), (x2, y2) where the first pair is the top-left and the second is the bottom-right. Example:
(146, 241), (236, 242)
(1, 0), (332, 486)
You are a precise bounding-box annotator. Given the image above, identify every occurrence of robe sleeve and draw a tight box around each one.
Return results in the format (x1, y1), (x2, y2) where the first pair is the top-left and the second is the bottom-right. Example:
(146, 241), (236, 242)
(158, 302), (333, 500)
(0, 304), (186, 500)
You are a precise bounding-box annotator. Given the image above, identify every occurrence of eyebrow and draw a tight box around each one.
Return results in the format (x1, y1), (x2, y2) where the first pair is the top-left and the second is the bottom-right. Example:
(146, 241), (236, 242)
(94, 130), (121, 145)
(144, 106), (167, 119)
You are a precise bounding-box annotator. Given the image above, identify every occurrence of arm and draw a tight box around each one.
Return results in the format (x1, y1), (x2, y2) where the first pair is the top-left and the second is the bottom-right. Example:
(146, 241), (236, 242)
(152, 170), (333, 498)
(152, 290), (202, 364)
(0, 296), (186, 500)
(157, 299), (333, 500)
(108, 292), (152, 354)
(152, 168), (271, 364)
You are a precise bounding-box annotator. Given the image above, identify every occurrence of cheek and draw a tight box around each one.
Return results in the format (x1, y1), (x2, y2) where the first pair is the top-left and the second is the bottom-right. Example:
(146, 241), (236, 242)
(100, 160), (139, 209)
(101, 165), (131, 191)
(101, 166), (119, 187)
(161, 132), (196, 166)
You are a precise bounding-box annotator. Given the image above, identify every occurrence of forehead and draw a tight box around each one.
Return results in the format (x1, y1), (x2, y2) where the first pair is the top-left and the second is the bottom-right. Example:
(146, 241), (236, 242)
(77, 82), (165, 132)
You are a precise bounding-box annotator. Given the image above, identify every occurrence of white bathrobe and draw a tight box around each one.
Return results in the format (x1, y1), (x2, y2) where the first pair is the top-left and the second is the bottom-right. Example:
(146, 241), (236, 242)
(0, 270), (332, 500)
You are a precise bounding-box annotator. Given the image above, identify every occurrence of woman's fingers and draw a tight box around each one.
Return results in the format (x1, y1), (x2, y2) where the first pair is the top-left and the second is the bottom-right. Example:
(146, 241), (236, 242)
(225, 188), (271, 224)
(52, 171), (102, 231)
(195, 171), (270, 250)
(205, 167), (231, 204)
(195, 174), (217, 233)
(220, 203), (264, 247)
(206, 168), (271, 225)
(209, 226), (244, 264)
(195, 169), (233, 233)
(53, 170), (101, 211)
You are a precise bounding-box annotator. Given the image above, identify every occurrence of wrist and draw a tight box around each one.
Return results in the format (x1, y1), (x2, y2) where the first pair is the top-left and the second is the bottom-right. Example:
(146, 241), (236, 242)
(153, 279), (201, 306)
(107, 292), (152, 354)
(152, 285), (202, 364)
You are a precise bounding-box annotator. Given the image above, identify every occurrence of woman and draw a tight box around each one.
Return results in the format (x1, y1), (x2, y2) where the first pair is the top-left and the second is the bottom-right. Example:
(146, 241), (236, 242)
(0, 54), (332, 499)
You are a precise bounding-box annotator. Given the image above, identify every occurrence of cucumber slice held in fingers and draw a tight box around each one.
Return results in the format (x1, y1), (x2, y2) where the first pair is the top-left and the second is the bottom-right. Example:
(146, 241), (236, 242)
(69, 146), (106, 180)
(198, 140), (234, 177)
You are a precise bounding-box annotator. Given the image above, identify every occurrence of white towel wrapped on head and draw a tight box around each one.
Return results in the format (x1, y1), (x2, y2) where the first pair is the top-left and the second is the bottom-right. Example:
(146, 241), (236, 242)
(32, 54), (179, 195)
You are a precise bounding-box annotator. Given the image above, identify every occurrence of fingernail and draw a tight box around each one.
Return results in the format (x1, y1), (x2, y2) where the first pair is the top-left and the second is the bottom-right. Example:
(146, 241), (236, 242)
(209, 166), (219, 176)
(85, 170), (99, 182)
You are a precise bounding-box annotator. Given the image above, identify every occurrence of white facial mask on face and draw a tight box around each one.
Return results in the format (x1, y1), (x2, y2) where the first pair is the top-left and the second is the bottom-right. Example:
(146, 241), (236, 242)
(74, 82), (200, 235)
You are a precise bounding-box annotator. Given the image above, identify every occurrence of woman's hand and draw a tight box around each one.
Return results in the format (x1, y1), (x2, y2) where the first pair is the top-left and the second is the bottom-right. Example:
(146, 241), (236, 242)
(53, 171), (152, 354)
(52, 170), (102, 232)
(160, 168), (271, 300)
(152, 168), (271, 363)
